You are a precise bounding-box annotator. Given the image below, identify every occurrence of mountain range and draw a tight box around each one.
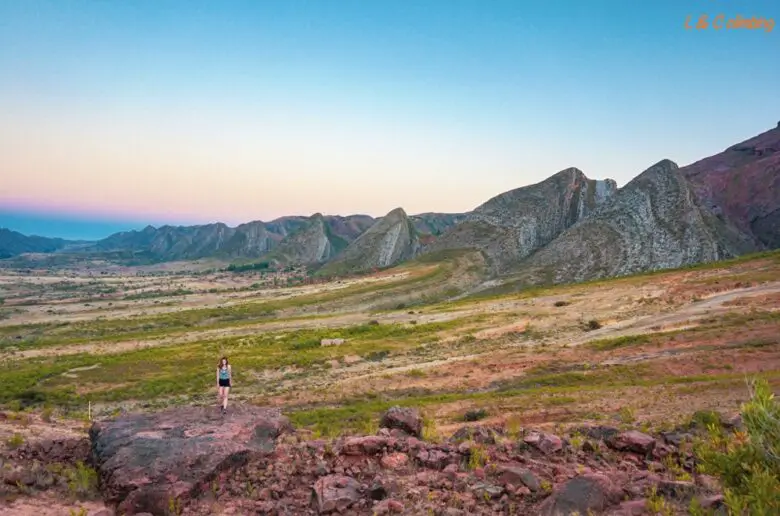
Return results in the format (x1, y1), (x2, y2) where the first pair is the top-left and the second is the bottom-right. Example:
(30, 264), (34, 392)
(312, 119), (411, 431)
(2, 123), (778, 287)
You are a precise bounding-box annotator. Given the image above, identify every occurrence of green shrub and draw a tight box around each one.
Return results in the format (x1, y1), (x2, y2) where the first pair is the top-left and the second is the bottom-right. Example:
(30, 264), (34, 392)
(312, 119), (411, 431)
(693, 378), (780, 515)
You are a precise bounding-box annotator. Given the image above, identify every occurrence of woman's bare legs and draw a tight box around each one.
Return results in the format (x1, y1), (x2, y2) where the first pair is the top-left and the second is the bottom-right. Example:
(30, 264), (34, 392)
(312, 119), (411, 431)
(222, 387), (230, 410)
(218, 386), (225, 408)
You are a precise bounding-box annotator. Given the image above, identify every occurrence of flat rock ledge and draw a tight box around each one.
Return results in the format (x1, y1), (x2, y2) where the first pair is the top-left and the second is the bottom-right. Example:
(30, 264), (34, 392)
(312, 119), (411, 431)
(89, 405), (292, 515)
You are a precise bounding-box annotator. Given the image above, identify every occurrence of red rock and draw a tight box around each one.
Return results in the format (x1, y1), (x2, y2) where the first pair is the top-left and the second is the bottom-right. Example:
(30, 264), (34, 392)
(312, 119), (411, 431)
(496, 464), (541, 492)
(379, 407), (422, 438)
(89, 404), (292, 515)
(443, 463), (459, 480)
(609, 431), (656, 454)
(538, 474), (623, 516)
(681, 125), (780, 248)
(380, 452), (409, 470)
(524, 431), (563, 454)
(341, 435), (389, 455)
(415, 448), (450, 469)
(373, 498), (404, 514)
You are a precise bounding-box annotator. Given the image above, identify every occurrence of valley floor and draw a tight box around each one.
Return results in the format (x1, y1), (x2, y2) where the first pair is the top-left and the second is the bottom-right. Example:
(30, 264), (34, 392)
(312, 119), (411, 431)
(0, 249), (778, 514)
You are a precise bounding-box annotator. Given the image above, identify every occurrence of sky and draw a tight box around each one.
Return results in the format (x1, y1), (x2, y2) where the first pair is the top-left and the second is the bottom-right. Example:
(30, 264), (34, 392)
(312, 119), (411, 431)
(1, 0), (779, 240)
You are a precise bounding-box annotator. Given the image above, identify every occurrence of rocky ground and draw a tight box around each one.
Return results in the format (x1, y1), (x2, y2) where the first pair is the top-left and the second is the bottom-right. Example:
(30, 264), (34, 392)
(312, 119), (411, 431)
(0, 404), (735, 515)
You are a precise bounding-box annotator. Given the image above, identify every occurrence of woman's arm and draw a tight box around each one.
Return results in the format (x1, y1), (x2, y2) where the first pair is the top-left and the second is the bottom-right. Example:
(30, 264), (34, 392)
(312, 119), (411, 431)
(216, 368), (219, 384)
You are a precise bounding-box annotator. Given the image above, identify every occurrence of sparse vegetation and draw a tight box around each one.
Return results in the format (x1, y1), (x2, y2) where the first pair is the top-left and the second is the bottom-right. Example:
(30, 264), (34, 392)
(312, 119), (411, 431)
(693, 377), (780, 515)
(0, 245), (779, 513)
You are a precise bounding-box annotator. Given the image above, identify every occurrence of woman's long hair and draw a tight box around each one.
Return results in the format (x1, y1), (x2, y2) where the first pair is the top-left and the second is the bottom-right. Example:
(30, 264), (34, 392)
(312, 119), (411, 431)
(218, 356), (229, 369)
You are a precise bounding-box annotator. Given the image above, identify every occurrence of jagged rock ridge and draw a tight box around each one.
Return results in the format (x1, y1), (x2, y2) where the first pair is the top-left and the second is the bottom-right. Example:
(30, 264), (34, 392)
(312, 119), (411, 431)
(318, 207), (421, 275)
(513, 159), (760, 285)
(91, 215), (376, 262)
(423, 168), (618, 273)
(262, 213), (348, 265)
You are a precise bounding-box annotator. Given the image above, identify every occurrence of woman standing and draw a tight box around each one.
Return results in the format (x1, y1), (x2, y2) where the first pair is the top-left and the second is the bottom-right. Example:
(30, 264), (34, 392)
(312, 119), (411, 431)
(216, 356), (232, 414)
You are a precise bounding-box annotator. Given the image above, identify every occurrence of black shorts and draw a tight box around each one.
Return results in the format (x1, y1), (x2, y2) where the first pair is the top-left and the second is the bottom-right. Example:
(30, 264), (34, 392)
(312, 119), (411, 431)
(218, 378), (231, 388)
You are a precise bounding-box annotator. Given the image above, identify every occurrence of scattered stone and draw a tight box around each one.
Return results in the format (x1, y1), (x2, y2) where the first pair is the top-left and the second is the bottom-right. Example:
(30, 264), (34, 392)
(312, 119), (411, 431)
(312, 474), (362, 513)
(577, 425), (620, 443)
(524, 431), (563, 454)
(380, 452), (409, 470)
(451, 425), (498, 444)
(539, 474), (623, 516)
(472, 482), (504, 500)
(496, 464), (541, 492)
(373, 498), (404, 514)
(341, 435), (389, 455)
(320, 338), (345, 346)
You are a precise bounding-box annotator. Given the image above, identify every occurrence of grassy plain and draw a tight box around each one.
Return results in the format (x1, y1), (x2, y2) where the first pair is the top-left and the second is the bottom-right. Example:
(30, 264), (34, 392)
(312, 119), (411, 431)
(1, 248), (779, 444)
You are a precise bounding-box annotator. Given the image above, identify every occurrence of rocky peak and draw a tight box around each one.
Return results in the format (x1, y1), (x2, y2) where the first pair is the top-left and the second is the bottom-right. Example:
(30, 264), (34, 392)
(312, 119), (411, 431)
(423, 167), (618, 272)
(512, 158), (760, 286)
(317, 207), (420, 275)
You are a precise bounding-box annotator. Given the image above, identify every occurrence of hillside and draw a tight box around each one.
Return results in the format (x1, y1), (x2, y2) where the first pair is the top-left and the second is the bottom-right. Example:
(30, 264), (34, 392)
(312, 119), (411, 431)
(317, 207), (421, 275)
(261, 213), (348, 266)
(510, 159), (760, 286)
(423, 168), (617, 273)
(90, 215), (376, 262)
(0, 228), (77, 259)
(681, 124), (780, 249)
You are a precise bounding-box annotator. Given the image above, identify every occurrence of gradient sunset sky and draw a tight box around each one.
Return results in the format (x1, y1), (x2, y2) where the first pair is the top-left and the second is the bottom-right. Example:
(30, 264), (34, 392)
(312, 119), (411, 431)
(1, 0), (779, 240)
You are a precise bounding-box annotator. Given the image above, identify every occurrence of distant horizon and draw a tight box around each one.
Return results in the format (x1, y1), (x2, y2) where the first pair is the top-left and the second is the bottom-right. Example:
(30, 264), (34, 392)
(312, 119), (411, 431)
(1, 116), (776, 241)
(2, 1), (778, 240)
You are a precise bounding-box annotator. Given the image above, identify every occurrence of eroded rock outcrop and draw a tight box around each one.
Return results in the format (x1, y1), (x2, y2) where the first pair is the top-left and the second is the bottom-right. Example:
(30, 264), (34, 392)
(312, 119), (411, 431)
(318, 208), (421, 275)
(88, 405), (292, 515)
(422, 168), (618, 273)
(514, 159), (759, 286)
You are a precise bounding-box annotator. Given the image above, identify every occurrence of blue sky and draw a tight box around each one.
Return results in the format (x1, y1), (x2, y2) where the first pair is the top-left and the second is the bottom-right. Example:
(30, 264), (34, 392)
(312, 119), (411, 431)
(1, 0), (778, 240)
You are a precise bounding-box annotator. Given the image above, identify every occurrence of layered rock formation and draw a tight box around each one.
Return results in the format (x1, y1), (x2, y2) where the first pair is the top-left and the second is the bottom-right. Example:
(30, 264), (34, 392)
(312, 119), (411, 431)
(262, 213), (348, 265)
(424, 168), (618, 273)
(318, 208), (421, 275)
(91, 215), (375, 262)
(514, 160), (759, 285)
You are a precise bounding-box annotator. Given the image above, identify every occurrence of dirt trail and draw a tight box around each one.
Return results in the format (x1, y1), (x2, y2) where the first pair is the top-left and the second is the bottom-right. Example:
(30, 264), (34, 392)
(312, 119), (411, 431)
(565, 282), (780, 346)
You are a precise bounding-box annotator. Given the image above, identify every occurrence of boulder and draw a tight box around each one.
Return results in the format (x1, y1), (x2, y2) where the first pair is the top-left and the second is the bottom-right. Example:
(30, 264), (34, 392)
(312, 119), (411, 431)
(609, 430), (656, 454)
(539, 474), (623, 516)
(89, 404), (292, 515)
(379, 407), (422, 438)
